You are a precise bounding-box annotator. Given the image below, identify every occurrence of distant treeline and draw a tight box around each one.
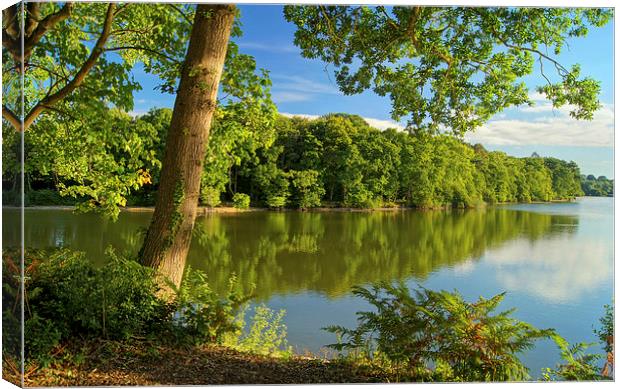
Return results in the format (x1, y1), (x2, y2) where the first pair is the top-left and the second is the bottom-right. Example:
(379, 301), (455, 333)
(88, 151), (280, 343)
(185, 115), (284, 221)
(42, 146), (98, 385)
(580, 175), (613, 197)
(129, 111), (586, 209)
(3, 109), (598, 209)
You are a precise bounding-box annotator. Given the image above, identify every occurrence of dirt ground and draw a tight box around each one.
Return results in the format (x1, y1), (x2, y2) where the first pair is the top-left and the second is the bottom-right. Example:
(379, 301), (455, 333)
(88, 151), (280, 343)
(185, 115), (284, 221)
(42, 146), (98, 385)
(2, 339), (393, 386)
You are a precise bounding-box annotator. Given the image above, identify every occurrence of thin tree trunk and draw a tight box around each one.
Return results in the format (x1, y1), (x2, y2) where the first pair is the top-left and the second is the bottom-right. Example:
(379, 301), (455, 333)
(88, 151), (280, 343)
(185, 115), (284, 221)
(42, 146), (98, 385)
(139, 4), (236, 289)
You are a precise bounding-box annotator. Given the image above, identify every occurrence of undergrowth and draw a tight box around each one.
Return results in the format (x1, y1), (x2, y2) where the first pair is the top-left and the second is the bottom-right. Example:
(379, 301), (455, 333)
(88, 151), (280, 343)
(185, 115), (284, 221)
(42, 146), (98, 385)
(324, 282), (614, 382)
(2, 248), (290, 366)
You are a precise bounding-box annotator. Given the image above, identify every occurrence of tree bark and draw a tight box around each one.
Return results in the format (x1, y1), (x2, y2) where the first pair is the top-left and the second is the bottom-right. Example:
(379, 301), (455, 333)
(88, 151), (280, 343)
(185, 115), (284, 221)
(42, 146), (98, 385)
(139, 4), (236, 289)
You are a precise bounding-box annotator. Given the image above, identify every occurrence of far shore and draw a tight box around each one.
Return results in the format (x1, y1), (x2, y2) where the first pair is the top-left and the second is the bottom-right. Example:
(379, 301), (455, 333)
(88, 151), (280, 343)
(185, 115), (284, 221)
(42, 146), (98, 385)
(1, 197), (598, 214)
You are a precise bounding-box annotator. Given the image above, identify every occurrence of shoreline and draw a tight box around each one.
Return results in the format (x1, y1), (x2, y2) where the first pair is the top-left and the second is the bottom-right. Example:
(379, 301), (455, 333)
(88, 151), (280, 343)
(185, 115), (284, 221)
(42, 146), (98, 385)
(2, 197), (599, 214)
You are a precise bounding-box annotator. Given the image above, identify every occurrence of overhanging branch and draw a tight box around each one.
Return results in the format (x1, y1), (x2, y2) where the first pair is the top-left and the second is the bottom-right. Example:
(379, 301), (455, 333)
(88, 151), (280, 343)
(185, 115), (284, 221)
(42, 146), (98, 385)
(2, 105), (21, 131)
(22, 3), (116, 131)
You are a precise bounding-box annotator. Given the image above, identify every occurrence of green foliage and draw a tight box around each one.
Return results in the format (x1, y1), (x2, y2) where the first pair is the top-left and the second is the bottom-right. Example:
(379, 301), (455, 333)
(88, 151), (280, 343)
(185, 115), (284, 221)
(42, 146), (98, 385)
(232, 193), (251, 209)
(253, 162), (290, 208)
(0, 248), (165, 360)
(1, 248), (253, 362)
(2, 109), (162, 219)
(32, 248), (165, 340)
(288, 169), (325, 209)
(284, 6), (611, 133)
(544, 158), (584, 199)
(3, 4), (276, 219)
(266, 195), (288, 209)
(542, 335), (610, 381)
(225, 304), (293, 357)
(201, 186), (222, 208)
(12, 110), (585, 211)
(581, 175), (614, 197)
(167, 269), (248, 345)
(325, 283), (555, 382)
(594, 303), (614, 354)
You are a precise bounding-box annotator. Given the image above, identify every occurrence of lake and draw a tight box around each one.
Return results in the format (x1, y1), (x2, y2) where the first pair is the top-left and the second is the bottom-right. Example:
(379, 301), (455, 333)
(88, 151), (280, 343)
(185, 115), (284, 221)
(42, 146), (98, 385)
(2, 196), (614, 378)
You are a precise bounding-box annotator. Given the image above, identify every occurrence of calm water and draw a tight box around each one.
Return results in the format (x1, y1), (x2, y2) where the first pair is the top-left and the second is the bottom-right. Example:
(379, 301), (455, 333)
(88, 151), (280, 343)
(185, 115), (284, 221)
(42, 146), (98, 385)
(2, 197), (614, 377)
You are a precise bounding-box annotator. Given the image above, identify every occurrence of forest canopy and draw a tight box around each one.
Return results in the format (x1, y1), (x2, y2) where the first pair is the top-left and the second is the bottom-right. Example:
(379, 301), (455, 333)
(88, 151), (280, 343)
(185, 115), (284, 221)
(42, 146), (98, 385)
(3, 110), (588, 212)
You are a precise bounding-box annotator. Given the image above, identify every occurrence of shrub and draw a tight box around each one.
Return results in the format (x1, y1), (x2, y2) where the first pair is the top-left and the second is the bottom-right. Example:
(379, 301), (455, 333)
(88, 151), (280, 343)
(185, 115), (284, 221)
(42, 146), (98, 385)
(232, 193), (251, 209)
(167, 269), (249, 345)
(22, 248), (167, 351)
(266, 195), (287, 209)
(201, 186), (222, 208)
(225, 304), (292, 357)
(324, 282), (555, 382)
(1, 248), (251, 362)
(289, 169), (325, 209)
(542, 338), (608, 381)
(543, 303), (614, 381)
(343, 183), (380, 208)
(595, 303), (613, 354)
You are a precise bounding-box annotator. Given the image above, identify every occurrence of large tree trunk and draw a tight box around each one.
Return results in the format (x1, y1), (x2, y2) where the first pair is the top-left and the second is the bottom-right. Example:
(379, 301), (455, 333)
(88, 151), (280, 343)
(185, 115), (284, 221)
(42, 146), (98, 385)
(139, 4), (235, 288)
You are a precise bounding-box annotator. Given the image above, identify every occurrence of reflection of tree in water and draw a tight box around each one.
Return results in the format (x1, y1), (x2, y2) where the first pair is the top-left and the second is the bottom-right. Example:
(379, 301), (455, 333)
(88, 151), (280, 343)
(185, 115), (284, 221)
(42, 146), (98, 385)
(187, 209), (578, 300)
(2, 208), (580, 301)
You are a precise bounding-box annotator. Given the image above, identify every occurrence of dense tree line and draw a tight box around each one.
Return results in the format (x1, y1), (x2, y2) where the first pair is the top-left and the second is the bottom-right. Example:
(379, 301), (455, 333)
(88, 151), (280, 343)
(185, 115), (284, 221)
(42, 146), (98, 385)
(4, 109), (587, 210)
(235, 113), (585, 208)
(176, 111), (584, 209)
(581, 175), (613, 197)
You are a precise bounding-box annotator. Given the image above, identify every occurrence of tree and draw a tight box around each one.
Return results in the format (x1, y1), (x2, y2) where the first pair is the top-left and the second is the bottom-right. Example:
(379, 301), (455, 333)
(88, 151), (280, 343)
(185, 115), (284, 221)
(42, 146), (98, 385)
(138, 4), (237, 288)
(2, 2), (192, 214)
(284, 6), (611, 133)
(2, 2), (188, 131)
(288, 169), (325, 209)
(11, 4), (610, 288)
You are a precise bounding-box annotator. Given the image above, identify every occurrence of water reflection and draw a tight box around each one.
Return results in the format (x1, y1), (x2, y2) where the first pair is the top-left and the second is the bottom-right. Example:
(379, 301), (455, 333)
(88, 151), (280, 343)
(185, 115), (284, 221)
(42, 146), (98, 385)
(486, 236), (611, 303)
(187, 209), (579, 299)
(3, 207), (579, 301)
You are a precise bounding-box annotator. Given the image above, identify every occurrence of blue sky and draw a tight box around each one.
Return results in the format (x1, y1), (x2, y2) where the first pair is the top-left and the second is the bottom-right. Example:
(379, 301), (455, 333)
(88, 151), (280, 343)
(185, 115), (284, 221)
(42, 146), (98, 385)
(132, 5), (614, 178)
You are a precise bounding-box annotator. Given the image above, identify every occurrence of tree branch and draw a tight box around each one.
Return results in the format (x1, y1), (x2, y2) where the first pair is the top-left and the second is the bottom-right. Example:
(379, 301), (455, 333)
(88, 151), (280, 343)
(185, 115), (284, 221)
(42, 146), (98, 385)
(24, 2), (41, 37)
(167, 3), (194, 25)
(22, 3), (116, 131)
(474, 9), (569, 77)
(105, 46), (179, 63)
(2, 105), (21, 130)
(2, 5), (20, 39)
(2, 29), (21, 63)
(22, 3), (74, 62)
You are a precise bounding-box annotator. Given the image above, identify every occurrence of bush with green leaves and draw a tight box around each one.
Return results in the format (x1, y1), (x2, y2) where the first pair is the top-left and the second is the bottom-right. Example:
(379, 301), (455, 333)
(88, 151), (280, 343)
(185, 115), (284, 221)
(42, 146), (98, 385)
(1, 248), (254, 362)
(543, 303), (614, 381)
(288, 169), (325, 209)
(595, 303), (614, 354)
(225, 304), (292, 357)
(542, 336), (610, 381)
(324, 282), (556, 382)
(266, 195), (288, 209)
(167, 269), (250, 345)
(232, 192), (251, 209)
(201, 186), (222, 208)
(14, 248), (168, 358)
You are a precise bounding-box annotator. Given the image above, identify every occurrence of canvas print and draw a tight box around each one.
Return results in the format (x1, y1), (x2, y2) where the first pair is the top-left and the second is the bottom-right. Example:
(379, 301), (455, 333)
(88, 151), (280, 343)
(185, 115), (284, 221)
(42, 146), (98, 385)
(1, 0), (614, 386)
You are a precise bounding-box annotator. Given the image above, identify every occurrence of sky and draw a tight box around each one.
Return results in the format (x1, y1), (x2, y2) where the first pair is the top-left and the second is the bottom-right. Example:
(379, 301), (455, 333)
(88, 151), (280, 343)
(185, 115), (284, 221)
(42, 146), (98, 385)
(132, 5), (615, 178)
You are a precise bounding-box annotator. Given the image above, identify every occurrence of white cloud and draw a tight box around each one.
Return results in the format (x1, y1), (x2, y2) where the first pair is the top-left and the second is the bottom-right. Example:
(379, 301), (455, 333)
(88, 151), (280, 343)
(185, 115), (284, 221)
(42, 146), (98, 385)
(363, 117), (405, 131)
(271, 92), (313, 103)
(271, 74), (341, 95)
(465, 103), (614, 147)
(280, 112), (320, 120)
(280, 112), (404, 131)
(128, 110), (149, 118)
